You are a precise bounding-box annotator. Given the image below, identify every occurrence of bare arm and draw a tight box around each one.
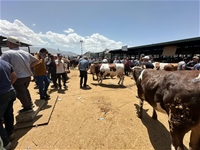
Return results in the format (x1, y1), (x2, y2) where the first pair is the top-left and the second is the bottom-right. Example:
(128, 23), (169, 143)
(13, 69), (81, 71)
(10, 71), (17, 84)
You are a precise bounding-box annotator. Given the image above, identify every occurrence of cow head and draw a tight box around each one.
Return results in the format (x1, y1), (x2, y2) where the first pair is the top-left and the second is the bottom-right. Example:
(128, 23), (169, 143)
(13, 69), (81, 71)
(130, 66), (144, 82)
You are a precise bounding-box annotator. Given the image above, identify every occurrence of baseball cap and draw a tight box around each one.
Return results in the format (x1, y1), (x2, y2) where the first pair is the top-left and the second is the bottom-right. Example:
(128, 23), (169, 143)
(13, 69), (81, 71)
(3, 36), (21, 45)
(143, 56), (150, 60)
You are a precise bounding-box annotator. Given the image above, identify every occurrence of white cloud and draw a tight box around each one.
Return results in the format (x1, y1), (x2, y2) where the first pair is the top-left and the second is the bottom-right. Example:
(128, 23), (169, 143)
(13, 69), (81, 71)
(32, 24), (36, 27)
(0, 19), (123, 54)
(63, 28), (74, 34)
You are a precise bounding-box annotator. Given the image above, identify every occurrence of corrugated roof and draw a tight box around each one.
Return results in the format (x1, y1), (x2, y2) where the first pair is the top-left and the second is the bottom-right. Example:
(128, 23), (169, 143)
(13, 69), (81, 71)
(109, 36), (200, 53)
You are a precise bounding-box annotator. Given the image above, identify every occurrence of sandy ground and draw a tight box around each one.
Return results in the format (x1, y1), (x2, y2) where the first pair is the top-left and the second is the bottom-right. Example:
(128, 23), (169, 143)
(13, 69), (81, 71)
(11, 69), (191, 150)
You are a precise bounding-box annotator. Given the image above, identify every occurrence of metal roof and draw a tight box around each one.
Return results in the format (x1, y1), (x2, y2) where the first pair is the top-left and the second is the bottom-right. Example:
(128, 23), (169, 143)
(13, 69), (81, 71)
(109, 37), (200, 53)
(0, 35), (32, 47)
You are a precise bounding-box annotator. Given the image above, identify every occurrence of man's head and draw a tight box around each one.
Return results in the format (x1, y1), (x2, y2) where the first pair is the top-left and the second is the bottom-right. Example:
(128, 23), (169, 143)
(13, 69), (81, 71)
(183, 57), (188, 62)
(193, 56), (199, 62)
(83, 56), (88, 60)
(57, 53), (63, 60)
(3, 36), (21, 49)
(39, 48), (48, 58)
(143, 56), (149, 62)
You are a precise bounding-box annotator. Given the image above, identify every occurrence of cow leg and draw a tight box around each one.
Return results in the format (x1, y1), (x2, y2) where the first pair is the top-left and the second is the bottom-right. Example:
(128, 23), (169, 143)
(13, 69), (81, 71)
(98, 76), (103, 84)
(152, 109), (157, 120)
(92, 74), (95, 80)
(137, 99), (144, 118)
(189, 126), (200, 150)
(118, 77), (121, 85)
(169, 123), (186, 150)
(121, 76), (124, 85)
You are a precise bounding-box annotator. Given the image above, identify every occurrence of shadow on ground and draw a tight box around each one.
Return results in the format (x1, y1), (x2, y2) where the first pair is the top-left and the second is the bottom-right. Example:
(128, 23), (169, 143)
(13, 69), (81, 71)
(134, 104), (189, 150)
(91, 83), (127, 89)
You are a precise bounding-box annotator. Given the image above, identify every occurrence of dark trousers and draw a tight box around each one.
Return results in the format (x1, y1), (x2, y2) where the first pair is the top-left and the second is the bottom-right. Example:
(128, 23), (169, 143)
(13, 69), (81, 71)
(35, 75), (50, 98)
(13, 76), (33, 108)
(50, 72), (57, 87)
(80, 71), (87, 87)
(124, 66), (130, 75)
(0, 90), (16, 146)
(56, 72), (67, 88)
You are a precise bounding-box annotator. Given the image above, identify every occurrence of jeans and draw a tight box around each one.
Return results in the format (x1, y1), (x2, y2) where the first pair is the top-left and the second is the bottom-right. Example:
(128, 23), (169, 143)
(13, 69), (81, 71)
(0, 90), (16, 146)
(35, 75), (50, 98)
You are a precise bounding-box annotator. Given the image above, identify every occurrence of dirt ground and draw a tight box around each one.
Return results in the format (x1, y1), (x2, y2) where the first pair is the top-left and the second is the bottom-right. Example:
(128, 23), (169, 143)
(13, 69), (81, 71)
(11, 69), (191, 150)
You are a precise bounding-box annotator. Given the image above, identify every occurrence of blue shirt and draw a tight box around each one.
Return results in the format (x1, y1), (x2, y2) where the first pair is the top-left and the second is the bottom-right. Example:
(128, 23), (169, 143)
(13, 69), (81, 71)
(79, 59), (89, 71)
(0, 59), (14, 94)
(194, 63), (200, 70)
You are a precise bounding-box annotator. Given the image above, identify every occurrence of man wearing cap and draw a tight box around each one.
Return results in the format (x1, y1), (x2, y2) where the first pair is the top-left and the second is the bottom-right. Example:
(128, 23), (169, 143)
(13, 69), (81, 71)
(186, 56), (199, 70)
(78, 56), (89, 88)
(1, 36), (39, 114)
(55, 53), (67, 89)
(177, 57), (188, 70)
(141, 56), (154, 69)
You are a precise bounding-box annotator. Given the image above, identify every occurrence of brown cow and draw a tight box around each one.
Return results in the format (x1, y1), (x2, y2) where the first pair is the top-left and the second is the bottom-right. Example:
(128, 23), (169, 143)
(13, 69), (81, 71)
(131, 67), (200, 150)
(153, 62), (178, 71)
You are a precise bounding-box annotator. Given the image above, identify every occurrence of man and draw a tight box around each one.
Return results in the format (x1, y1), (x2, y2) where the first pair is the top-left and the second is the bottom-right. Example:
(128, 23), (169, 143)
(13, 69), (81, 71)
(177, 57), (188, 70)
(0, 59), (17, 150)
(34, 48), (50, 100)
(193, 62), (200, 70)
(1, 36), (39, 114)
(47, 54), (57, 88)
(55, 53), (67, 89)
(141, 56), (154, 69)
(124, 57), (131, 76)
(78, 56), (89, 88)
(186, 56), (199, 70)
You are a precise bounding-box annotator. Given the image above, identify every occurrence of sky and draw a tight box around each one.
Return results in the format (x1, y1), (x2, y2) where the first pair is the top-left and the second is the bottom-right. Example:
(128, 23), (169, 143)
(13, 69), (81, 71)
(0, 0), (199, 55)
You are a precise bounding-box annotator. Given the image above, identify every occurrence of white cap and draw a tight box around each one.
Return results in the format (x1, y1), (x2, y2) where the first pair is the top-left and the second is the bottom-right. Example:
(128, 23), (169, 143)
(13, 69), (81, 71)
(143, 56), (150, 60)
(3, 36), (21, 45)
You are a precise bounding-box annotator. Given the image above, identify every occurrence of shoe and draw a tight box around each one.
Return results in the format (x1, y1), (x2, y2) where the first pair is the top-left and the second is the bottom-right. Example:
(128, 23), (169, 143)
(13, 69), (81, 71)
(44, 93), (50, 98)
(40, 96), (50, 100)
(4, 142), (12, 150)
(83, 85), (89, 88)
(9, 133), (15, 141)
(18, 108), (33, 114)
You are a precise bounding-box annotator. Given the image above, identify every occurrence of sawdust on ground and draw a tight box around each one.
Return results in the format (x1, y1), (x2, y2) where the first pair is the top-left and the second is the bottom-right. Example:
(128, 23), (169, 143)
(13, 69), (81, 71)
(12, 69), (190, 150)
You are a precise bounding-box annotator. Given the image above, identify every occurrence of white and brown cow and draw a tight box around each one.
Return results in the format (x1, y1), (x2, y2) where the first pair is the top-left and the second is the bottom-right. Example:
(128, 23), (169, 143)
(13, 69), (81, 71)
(131, 67), (200, 150)
(153, 62), (178, 71)
(98, 63), (124, 85)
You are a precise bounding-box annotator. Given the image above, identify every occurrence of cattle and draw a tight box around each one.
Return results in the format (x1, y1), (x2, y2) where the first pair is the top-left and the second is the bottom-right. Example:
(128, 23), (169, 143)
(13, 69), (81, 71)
(98, 63), (124, 85)
(69, 59), (79, 69)
(89, 63), (101, 80)
(153, 62), (178, 71)
(131, 67), (200, 150)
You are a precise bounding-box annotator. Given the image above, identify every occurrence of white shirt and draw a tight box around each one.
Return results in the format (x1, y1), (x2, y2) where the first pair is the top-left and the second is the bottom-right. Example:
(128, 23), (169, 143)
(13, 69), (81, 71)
(55, 59), (65, 73)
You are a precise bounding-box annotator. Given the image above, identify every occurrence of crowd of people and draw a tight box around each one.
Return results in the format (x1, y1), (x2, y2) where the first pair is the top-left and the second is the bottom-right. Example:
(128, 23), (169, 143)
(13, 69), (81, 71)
(0, 36), (70, 149)
(0, 36), (200, 150)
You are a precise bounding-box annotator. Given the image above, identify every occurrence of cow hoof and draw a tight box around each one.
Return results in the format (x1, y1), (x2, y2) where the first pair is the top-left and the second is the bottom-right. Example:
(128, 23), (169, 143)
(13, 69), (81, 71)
(137, 114), (142, 118)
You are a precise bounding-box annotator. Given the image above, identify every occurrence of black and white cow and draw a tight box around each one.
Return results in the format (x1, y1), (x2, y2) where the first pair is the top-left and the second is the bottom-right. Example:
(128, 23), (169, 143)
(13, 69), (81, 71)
(131, 67), (200, 150)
